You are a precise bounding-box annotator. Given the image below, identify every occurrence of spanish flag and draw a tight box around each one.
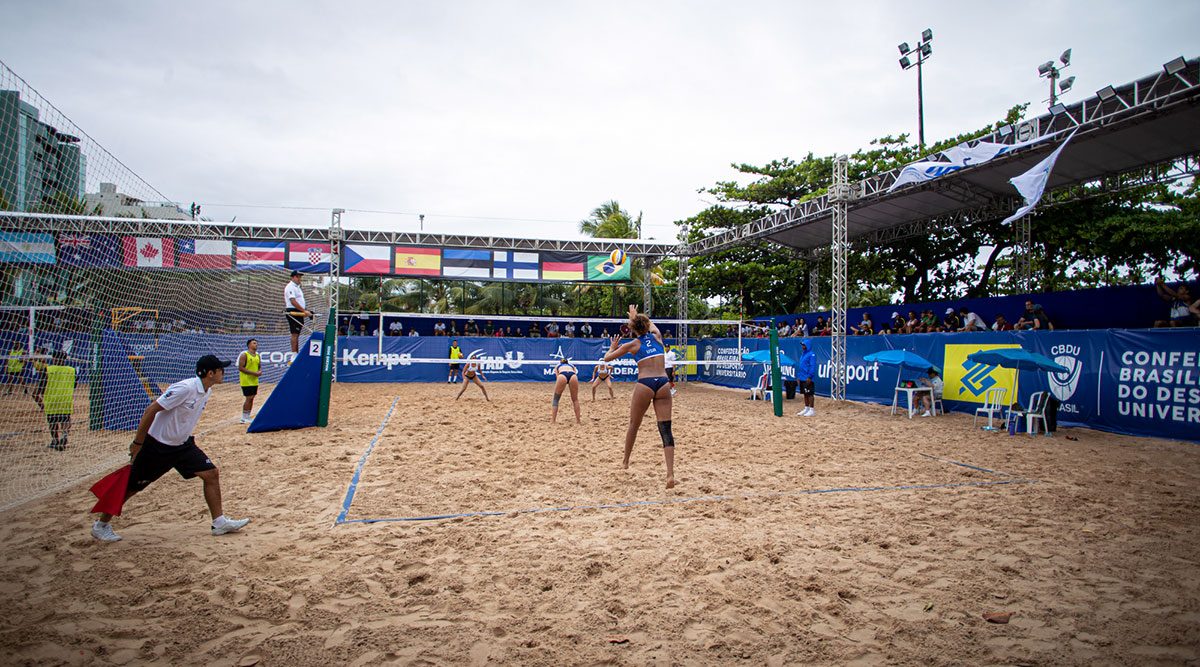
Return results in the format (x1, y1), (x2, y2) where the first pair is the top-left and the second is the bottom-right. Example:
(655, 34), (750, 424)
(394, 246), (441, 276)
(541, 252), (585, 281)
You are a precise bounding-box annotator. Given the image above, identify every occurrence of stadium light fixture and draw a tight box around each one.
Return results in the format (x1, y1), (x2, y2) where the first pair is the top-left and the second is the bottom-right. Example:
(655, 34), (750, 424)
(996, 124), (1014, 138)
(1163, 56), (1186, 76)
(1096, 85), (1117, 101)
(1060, 48), (1072, 66)
(1038, 61), (1054, 76)
(1048, 103), (1067, 115)
(1059, 76), (1075, 92)
(896, 28), (935, 151)
(1038, 49), (1073, 108)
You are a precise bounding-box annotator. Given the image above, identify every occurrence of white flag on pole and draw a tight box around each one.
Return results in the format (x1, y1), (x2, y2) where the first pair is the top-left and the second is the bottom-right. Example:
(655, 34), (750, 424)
(1001, 130), (1078, 225)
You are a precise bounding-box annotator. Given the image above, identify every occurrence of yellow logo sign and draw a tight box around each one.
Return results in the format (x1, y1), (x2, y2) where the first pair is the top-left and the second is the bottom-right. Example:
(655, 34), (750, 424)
(674, 345), (698, 377)
(943, 343), (1020, 404)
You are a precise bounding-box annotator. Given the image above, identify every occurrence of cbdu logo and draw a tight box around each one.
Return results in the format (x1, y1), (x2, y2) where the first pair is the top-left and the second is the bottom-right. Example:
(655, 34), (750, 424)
(1048, 344), (1083, 402)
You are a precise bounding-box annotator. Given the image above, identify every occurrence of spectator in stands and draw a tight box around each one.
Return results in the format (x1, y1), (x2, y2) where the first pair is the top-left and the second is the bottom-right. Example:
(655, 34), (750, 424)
(992, 314), (1014, 331)
(464, 319), (479, 335)
(853, 313), (874, 336)
(434, 321), (446, 336)
(242, 320), (255, 333)
(890, 312), (906, 334)
(778, 320), (791, 337)
(494, 326), (504, 337)
(794, 318), (809, 337)
(959, 307), (987, 332)
(602, 327), (612, 338)
(920, 309), (939, 332)
(813, 316), (829, 336)
(1030, 304), (1054, 331)
(511, 326), (523, 337)
(484, 320), (494, 336)
(408, 328), (419, 337)
(564, 322), (576, 338)
(529, 326), (541, 338)
(580, 322), (593, 337)
(1154, 278), (1200, 327)
(942, 308), (962, 331)
(1015, 300), (1036, 330)
(389, 320), (402, 336)
(905, 311), (920, 334)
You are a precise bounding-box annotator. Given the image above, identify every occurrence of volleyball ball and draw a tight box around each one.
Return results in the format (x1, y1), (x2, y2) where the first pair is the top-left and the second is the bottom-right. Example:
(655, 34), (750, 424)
(609, 248), (627, 266)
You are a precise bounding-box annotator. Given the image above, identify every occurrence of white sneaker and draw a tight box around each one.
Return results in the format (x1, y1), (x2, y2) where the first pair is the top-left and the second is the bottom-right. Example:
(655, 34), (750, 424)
(921, 411), (932, 417)
(212, 516), (251, 536)
(239, 416), (250, 424)
(670, 388), (677, 396)
(91, 521), (122, 542)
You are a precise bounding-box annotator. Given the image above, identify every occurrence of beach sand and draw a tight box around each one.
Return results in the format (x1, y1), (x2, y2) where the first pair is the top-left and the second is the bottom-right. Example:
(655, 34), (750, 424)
(0, 381), (1197, 665)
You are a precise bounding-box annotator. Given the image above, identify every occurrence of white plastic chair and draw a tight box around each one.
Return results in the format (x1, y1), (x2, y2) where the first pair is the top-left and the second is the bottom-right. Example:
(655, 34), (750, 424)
(973, 387), (1007, 429)
(930, 393), (945, 416)
(1010, 391), (1050, 436)
(750, 372), (771, 401)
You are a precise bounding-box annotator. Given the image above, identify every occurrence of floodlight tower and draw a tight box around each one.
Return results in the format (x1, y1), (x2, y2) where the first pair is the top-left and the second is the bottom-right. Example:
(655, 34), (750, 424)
(1038, 48), (1075, 108)
(898, 28), (934, 152)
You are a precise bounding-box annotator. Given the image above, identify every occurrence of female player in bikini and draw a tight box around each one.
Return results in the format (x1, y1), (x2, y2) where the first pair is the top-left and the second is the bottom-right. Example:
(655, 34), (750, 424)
(550, 358), (582, 424)
(455, 355), (490, 401)
(603, 305), (675, 488)
(590, 357), (614, 401)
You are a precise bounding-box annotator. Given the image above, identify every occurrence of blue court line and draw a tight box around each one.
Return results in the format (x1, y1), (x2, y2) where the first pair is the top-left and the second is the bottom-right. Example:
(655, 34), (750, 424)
(917, 453), (1014, 477)
(334, 396), (401, 525)
(337, 478), (1037, 524)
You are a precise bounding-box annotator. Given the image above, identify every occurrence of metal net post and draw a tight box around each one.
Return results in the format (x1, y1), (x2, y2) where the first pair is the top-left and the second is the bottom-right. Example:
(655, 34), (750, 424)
(676, 252), (689, 385)
(328, 208), (343, 381)
(642, 256), (654, 316)
(828, 156), (852, 402)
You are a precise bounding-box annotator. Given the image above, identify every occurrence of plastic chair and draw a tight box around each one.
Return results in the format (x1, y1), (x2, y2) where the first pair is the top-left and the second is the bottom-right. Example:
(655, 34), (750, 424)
(750, 372), (771, 401)
(930, 394), (945, 416)
(973, 387), (1007, 429)
(1010, 392), (1050, 436)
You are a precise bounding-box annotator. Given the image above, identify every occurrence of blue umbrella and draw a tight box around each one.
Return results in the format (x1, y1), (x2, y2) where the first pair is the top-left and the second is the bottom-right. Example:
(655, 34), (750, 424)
(741, 349), (797, 367)
(967, 348), (1068, 373)
(864, 349), (938, 371)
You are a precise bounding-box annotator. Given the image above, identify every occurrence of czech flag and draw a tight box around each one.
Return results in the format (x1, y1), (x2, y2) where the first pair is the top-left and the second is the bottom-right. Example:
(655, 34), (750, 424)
(343, 244), (392, 274)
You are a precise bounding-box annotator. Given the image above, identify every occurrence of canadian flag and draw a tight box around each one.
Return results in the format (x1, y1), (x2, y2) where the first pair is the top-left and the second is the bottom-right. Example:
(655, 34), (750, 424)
(121, 237), (175, 268)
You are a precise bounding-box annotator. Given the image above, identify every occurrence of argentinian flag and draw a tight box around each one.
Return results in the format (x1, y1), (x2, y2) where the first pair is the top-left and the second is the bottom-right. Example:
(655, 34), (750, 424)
(0, 232), (56, 264)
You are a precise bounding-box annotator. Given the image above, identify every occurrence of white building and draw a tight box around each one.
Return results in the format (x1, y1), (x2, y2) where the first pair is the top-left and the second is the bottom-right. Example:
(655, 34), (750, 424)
(84, 182), (189, 219)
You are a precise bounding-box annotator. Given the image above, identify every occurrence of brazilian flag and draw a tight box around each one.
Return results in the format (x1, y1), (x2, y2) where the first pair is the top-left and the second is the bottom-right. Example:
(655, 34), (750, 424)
(586, 255), (631, 281)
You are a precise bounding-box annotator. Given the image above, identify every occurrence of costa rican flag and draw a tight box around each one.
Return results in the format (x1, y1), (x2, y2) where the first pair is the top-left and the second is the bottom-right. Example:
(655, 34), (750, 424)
(235, 241), (286, 269)
(287, 242), (332, 273)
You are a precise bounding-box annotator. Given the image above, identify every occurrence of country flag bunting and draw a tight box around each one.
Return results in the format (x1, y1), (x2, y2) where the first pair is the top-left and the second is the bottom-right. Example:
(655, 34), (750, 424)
(343, 243), (392, 274)
(287, 242), (332, 273)
(177, 239), (233, 269)
(587, 254), (631, 281)
(394, 246), (441, 276)
(58, 234), (122, 267)
(235, 241), (286, 269)
(541, 252), (585, 281)
(492, 251), (539, 281)
(0, 232), (56, 264)
(122, 237), (175, 268)
(442, 248), (492, 279)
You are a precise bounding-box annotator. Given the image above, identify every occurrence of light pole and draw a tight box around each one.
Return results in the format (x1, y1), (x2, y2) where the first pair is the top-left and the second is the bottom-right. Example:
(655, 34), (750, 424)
(1038, 48), (1075, 109)
(898, 28), (933, 152)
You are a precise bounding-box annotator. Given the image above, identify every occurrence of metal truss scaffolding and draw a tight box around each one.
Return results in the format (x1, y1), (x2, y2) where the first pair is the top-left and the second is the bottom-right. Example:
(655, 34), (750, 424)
(328, 208), (344, 380)
(829, 156), (851, 401)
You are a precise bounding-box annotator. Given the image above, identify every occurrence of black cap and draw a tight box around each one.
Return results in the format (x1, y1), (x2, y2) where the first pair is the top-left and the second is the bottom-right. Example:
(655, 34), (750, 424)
(290, 270), (302, 277)
(196, 355), (232, 376)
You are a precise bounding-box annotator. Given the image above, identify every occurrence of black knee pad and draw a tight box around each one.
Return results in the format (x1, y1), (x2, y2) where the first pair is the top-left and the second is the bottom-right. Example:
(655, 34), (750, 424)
(657, 420), (675, 448)
(552, 393), (562, 407)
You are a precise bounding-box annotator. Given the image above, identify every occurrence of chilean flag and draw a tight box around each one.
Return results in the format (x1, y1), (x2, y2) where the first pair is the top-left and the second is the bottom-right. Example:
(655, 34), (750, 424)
(121, 237), (175, 268)
(177, 239), (233, 269)
(236, 241), (286, 269)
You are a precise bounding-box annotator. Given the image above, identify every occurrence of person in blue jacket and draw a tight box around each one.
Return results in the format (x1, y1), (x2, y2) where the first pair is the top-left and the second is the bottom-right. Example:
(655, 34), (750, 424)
(795, 339), (817, 417)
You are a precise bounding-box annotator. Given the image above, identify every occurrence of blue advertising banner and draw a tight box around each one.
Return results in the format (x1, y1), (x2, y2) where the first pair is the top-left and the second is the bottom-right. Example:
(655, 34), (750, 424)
(698, 329), (1200, 444)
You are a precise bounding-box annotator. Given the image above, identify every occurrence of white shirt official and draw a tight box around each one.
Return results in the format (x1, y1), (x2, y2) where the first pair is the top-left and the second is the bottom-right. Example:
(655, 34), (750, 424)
(665, 349), (677, 369)
(148, 377), (212, 446)
(284, 281), (306, 311)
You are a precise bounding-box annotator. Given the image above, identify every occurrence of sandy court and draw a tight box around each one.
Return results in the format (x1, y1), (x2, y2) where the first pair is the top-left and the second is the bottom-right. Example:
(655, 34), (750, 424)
(0, 380), (1197, 665)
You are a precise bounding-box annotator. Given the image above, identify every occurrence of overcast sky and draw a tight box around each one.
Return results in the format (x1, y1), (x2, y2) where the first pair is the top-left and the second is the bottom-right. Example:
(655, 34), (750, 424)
(1, 1), (1196, 241)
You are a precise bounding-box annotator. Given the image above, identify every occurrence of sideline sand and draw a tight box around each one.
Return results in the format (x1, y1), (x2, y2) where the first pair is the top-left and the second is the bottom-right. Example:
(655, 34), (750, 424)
(0, 382), (1197, 665)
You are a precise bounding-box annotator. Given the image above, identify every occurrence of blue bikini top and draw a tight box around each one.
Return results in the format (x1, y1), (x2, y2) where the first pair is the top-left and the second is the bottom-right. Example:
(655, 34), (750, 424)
(632, 333), (664, 361)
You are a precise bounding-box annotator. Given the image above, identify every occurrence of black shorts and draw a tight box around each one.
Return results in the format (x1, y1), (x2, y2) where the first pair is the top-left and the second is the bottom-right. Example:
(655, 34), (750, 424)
(667, 368), (676, 382)
(241, 385), (258, 397)
(285, 310), (306, 334)
(449, 363), (460, 372)
(128, 435), (215, 494)
(46, 413), (70, 425)
(800, 379), (815, 397)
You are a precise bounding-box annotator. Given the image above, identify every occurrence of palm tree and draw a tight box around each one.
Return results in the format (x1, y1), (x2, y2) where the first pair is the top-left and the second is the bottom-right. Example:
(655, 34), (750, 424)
(579, 200), (642, 239)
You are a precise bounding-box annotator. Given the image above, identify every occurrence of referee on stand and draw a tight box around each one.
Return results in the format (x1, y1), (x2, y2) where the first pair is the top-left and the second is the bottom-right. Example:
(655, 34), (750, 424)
(285, 270), (312, 354)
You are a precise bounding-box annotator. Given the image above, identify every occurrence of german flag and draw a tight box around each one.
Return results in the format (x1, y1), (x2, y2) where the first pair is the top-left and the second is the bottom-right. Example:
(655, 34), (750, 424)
(394, 246), (441, 276)
(541, 252), (585, 281)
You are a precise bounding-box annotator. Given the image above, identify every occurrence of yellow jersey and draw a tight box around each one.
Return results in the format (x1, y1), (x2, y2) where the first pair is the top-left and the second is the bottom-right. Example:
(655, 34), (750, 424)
(7, 349), (23, 374)
(44, 365), (76, 416)
(239, 351), (261, 387)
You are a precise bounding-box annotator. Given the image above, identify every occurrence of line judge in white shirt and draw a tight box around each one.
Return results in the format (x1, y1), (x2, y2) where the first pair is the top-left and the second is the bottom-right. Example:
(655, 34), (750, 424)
(90, 355), (251, 542)
(665, 346), (678, 396)
(284, 270), (312, 354)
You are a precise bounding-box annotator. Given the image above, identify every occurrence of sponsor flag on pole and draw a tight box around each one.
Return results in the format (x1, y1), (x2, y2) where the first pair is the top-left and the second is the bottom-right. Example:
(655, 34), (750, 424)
(394, 246), (441, 276)
(492, 251), (539, 281)
(0, 232), (56, 264)
(541, 252), (585, 281)
(122, 237), (175, 268)
(287, 242), (332, 273)
(58, 234), (121, 267)
(177, 239), (233, 269)
(586, 255), (631, 281)
(1002, 130), (1078, 225)
(441, 248), (492, 279)
(343, 244), (392, 274)
(235, 241), (286, 269)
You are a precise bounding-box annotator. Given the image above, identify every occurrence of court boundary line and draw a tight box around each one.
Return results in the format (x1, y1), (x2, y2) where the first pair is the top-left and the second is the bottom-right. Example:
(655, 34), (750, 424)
(332, 398), (1036, 524)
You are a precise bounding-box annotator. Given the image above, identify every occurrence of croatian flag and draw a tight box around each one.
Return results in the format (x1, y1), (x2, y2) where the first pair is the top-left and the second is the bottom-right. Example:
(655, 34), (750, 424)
(492, 251), (539, 281)
(177, 239), (233, 269)
(287, 242), (332, 273)
(121, 237), (175, 268)
(343, 244), (391, 274)
(235, 241), (286, 269)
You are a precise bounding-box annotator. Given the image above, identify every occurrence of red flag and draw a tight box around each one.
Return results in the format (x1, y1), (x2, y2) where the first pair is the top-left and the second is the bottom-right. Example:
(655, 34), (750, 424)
(89, 465), (132, 516)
